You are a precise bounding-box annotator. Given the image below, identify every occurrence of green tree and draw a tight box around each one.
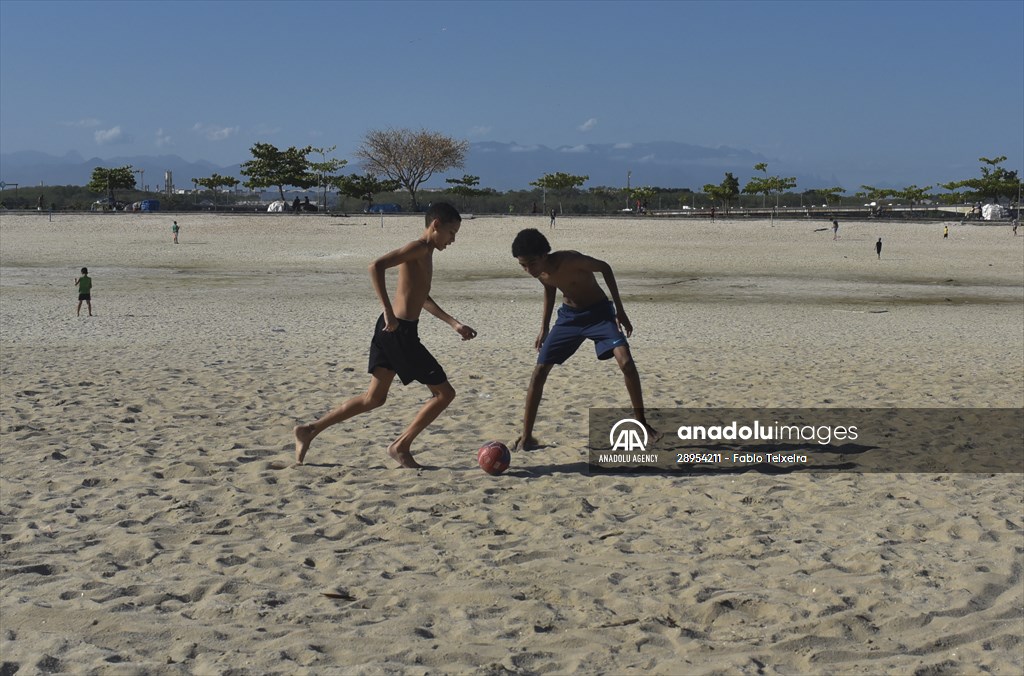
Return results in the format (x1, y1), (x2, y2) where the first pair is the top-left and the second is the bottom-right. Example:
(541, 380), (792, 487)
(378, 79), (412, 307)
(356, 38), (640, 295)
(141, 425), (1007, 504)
(193, 173), (240, 207)
(743, 163), (797, 210)
(356, 128), (468, 210)
(309, 145), (348, 210)
(703, 172), (740, 213)
(629, 185), (657, 213)
(588, 186), (621, 212)
(896, 184), (933, 214)
(86, 166), (136, 201)
(855, 185), (898, 202)
(333, 173), (401, 212)
(444, 174), (485, 198)
(240, 143), (315, 201)
(807, 186), (846, 209)
(751, 162), (770, 207)
(529, 171), (589, 213)
(942, 156), (1020, 204)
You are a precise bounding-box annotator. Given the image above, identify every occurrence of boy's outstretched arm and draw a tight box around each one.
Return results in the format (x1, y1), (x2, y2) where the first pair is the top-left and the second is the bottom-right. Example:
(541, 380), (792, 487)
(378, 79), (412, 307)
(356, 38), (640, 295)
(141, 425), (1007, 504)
(424, 296), (477, 340)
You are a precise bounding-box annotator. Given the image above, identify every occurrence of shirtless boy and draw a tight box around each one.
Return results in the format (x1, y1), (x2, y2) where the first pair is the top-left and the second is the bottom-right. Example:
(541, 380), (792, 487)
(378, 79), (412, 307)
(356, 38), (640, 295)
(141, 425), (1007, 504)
(511, 228), (657, 450)
(293, 202), (477, 468)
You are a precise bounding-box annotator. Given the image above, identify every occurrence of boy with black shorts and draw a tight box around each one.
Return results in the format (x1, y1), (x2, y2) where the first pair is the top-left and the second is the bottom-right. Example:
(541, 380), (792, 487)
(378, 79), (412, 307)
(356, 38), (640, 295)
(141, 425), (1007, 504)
(510, 228), (658, 450)
(293, 203), (477, 468)
(75, 267), (93, 316)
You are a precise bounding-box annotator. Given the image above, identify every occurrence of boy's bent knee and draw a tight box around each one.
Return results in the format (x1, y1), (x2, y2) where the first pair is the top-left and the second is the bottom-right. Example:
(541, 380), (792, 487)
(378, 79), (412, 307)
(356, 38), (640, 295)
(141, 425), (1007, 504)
(365, 391), (388, 409)
(433, 382), (456, 404)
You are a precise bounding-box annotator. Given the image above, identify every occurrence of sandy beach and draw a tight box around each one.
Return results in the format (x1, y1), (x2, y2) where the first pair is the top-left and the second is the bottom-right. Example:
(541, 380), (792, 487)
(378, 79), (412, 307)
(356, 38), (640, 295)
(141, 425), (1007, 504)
(1, 211), (1022, 674)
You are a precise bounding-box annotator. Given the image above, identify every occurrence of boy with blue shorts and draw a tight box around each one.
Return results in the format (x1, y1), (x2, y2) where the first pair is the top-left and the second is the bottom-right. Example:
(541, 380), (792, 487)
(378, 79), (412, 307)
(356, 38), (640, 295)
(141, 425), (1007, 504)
(511, 228), (658, 450)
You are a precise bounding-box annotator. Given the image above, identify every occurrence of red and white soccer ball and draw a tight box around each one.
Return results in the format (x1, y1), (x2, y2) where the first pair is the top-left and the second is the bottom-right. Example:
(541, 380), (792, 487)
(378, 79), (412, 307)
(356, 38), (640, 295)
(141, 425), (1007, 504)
(477, 441), (511, 475)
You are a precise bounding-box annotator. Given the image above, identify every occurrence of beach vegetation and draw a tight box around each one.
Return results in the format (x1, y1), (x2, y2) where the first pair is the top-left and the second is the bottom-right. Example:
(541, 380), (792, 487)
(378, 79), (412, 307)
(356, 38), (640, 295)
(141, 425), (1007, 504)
(942, 156), (1021, 204)
(192, 173), (240, 206)
(240, 143), (316, 202)
(628, 185), (657, 212)
(355, 128), (469, 211)
(856, 185), (898, 202)
(805, 186), (846, 208)
(743, 163), (797, 210)
(86, 165), (136, 201)
(309, 146), (348, 210)
(529, 172), (589, 214)
(333, 173), (402, 212)
(588, 186), (625, 212)
(895, 185), (933, 214)
(703, 172), (740, 213)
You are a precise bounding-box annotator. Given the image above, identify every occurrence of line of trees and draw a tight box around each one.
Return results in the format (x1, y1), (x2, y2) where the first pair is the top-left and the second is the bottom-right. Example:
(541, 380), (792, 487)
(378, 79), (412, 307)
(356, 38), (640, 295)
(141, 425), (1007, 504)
(39, 140), (1024, 216)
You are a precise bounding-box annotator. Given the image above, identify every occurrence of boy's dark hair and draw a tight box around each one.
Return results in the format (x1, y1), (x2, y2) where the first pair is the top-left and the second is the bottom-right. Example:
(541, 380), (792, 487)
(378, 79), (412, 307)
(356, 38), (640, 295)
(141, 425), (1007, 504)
(511, 228), (551, 258)
(425, 202), (461, 228)
(81, 267), (88, 274)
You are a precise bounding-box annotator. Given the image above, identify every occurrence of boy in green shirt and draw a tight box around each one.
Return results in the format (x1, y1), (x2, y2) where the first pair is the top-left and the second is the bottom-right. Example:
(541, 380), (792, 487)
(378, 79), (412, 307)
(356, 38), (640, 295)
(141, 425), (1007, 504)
(75, 267), (93, 316)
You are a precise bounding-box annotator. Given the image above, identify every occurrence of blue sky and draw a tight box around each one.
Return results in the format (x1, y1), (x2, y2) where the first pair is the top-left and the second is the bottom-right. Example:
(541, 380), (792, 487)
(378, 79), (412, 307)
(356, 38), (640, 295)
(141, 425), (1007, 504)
(1, 0), (1022, 189)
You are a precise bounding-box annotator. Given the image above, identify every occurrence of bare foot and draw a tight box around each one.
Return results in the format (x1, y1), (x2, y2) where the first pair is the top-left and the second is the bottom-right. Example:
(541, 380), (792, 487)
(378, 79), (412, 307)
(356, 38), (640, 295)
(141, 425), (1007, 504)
(511, 435), (541, 451)
(645, 424), (665, 446)
(294, 424), (316, 464)
(387, 441), (423, 469)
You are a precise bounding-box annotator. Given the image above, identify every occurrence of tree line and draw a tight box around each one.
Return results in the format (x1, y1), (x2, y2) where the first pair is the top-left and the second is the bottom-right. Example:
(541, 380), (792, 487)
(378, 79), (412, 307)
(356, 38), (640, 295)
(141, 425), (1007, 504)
(7, 127), (1020, 214)
(701, 156), (1020, 216)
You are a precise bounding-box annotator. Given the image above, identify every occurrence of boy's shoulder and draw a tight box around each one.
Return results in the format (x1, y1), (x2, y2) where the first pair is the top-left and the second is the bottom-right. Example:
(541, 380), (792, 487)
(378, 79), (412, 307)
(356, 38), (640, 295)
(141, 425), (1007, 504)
(405, 238), (432, 253)
(551, 249), (588, 263)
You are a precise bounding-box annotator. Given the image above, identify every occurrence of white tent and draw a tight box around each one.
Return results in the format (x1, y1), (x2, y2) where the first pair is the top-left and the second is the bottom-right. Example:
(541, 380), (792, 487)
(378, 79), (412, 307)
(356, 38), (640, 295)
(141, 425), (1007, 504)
(267, 200), (286, 213)
(982, 203), (1006, 221)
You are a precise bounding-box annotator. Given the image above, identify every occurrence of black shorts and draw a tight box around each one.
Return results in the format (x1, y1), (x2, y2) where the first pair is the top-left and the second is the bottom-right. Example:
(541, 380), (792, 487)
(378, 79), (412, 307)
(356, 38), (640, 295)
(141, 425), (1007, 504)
(78, 293), (91, 301)
(368, 314), (447, 386)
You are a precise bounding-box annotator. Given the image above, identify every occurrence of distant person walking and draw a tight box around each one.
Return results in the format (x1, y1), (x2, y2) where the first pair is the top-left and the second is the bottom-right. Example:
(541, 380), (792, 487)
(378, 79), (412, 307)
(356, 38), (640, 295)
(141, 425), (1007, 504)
(293, 196), (301, 214)
(1012, 219), (1018, 236)
(710, 206), (716, 222)
(875, 238), (882, 259)
(550, 209), (556, 228)
(832, 219), (839, 240)
(943, 224), (949, 239)
(172, 220), (180, 244)
(75, 267), (93, 317)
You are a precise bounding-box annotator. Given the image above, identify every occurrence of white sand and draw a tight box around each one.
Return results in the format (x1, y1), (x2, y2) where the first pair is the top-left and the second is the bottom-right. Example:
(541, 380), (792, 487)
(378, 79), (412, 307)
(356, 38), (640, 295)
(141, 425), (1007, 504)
(1, 212), (1022, 674)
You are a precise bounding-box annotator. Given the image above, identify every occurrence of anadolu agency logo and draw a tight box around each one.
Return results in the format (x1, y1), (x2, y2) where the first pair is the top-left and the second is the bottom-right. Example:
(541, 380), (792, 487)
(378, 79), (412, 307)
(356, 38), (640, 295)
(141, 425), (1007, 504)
(610, 418), (648, 452)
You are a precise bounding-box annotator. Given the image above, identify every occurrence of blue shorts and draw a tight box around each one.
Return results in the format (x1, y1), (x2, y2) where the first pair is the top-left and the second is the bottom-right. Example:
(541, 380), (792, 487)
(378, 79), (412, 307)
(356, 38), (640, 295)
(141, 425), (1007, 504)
(537, 301), (628, 365)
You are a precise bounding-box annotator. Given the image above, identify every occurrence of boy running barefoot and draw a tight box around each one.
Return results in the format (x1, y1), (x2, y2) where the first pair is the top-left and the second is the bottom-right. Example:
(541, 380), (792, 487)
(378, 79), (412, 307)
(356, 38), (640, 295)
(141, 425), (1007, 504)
(293, 203), (477, 468)
(511, 228), (659, 450)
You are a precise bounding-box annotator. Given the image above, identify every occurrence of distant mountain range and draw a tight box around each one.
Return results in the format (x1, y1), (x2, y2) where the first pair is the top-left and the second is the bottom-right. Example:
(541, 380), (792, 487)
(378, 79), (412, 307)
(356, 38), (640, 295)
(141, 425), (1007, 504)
(0, 142), (836, 192)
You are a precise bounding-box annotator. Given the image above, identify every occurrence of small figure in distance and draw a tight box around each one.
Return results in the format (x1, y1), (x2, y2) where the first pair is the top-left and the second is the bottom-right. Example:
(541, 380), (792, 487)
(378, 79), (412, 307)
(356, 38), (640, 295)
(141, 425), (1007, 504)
(75, 267), (93, 316)
(292, 203), (477, 469)
(511, 228), (660, 451)
(832, 219), (839, 240)
(876, 237), (882, 259)
(550, 208), (557, 228)
(172, 220), (179, 244)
